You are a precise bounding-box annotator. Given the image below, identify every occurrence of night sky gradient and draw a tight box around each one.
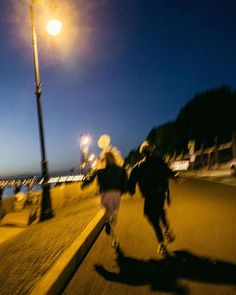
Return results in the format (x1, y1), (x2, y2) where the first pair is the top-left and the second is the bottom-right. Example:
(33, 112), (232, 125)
(0, 0), (236, 177)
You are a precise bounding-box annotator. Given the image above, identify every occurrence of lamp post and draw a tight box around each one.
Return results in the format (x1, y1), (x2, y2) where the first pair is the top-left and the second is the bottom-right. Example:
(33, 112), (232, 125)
(30, 0), (62, 221)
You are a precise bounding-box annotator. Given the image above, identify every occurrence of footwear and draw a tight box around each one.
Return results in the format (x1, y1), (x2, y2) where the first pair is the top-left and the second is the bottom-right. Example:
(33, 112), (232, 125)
(158, 242), (169, 257)
(112, 239), (119, 248)
(165, 229), (176, 243)
(104, 221), (111, 235)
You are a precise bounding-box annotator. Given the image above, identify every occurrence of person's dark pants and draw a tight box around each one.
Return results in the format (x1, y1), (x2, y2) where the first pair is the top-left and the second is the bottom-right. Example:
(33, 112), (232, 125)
(144, 194), (169, 244)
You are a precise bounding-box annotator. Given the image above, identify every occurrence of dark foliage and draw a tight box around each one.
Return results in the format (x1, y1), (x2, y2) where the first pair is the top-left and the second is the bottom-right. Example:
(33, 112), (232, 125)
(147, 85), (236, 157)
(176, 85), (236, 149)
(124, 85), (236, 165)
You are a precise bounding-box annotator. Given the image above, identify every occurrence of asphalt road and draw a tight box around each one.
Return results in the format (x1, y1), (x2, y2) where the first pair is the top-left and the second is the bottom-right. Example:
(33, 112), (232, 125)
(63, 178), (236, 295)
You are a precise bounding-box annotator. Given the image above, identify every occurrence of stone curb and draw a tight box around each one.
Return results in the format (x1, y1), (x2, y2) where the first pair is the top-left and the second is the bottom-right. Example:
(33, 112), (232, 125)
(30, 209), (106, 295)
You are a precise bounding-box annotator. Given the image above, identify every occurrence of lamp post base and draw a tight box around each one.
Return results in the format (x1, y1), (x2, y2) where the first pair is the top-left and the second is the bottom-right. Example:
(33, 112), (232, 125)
(40, 183), (54, 221)
(40, 211), (54, 221)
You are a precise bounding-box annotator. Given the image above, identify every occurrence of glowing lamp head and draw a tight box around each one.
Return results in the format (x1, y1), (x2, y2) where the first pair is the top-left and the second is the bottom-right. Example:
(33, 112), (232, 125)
(46, 19), (62, 36)
(80, 135), (91, 147)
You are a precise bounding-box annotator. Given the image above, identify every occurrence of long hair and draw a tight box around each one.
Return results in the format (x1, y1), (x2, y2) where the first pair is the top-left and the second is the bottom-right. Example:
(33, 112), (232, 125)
(97, 146), (124, 169)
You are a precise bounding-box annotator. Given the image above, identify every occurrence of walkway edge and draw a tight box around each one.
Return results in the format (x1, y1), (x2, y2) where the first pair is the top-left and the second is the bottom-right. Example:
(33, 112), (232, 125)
(30, 209), (106, 295)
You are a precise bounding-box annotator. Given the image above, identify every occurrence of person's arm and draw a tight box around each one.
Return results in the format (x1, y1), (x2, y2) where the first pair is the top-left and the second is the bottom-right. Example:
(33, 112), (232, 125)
(81, 170), (97, 189)
(165, 182), (171, 206)
(162, 162), (174, 206)
(162, 160), (182, 182)
(121, 168), (129, 194)
(128, 165), (139, 195)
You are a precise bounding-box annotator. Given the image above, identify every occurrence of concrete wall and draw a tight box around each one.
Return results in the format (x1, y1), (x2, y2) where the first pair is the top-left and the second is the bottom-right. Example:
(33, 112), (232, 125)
(50, 180), (98, 210)
(0, 196), (16, 215)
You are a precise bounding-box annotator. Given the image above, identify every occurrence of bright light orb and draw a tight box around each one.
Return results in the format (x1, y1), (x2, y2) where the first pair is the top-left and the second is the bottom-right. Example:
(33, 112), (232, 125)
(80, 135), (91, 147)
(46, 19), (62, 36)
(98, 134), (110, 149)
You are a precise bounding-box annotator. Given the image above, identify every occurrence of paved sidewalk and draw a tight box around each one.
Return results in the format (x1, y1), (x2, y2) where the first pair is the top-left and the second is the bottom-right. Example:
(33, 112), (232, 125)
(0, 195), (105, 295)
(183, 169), (236, 186)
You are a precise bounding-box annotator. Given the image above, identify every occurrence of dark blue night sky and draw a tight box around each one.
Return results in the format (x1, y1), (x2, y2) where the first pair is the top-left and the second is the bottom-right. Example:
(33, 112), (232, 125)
(0, 0), (236, 177)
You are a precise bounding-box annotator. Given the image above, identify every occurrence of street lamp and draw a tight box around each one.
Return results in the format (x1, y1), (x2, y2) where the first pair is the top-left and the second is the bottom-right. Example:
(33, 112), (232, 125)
(79, 134), (91, 174)
(46, 19), (62, 36)
(30, 0), (62, 221)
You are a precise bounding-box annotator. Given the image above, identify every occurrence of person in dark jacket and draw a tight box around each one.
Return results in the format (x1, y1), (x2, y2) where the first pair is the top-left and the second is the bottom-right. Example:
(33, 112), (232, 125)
(81, 151), (128, 247)
(128, 141), (177, 256)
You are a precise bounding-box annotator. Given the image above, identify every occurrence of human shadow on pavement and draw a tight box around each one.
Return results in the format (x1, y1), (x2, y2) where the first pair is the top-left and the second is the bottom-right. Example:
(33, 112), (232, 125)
(94, 246), (236, 294)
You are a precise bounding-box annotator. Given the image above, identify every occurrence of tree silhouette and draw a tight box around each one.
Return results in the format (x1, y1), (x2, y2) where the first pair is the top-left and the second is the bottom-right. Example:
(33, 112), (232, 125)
(146, 85), (236, 157)
(125, 86), (236, 165)
(176, 85), (236, 149)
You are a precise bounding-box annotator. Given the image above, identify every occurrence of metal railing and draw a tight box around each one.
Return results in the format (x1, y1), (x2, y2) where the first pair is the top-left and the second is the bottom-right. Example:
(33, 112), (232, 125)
(0, 174), (84, 189)
(169, 132), (236, 170)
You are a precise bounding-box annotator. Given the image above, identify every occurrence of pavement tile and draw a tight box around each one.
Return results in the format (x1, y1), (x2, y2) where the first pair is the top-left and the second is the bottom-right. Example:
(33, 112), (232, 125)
(0, 196), (101, 295)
